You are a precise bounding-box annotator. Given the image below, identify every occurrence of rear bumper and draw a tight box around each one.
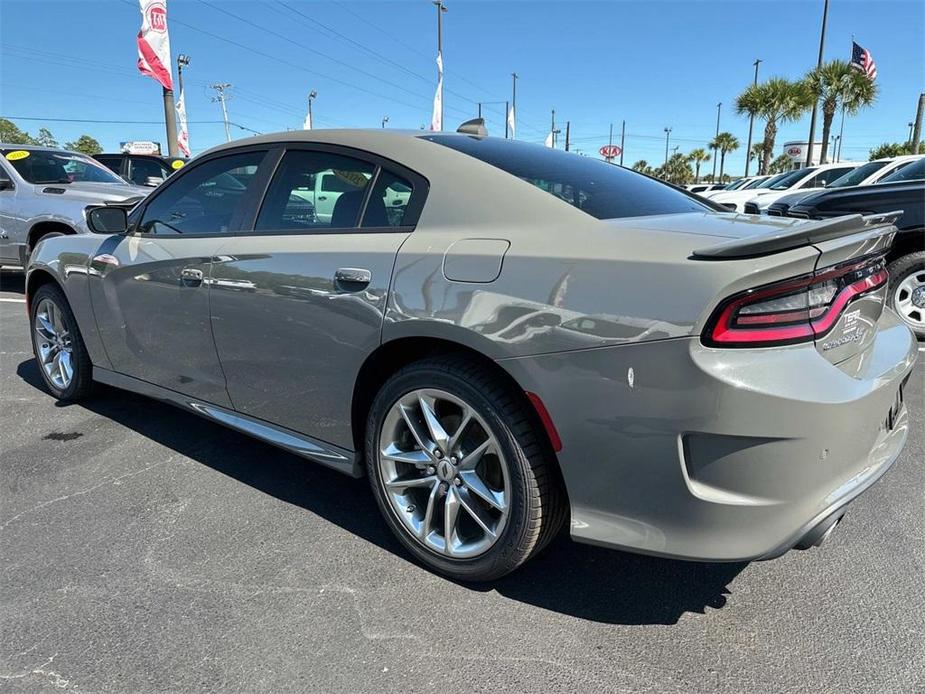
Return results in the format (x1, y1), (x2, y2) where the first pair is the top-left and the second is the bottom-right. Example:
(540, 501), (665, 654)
(500, 309), (917, 562)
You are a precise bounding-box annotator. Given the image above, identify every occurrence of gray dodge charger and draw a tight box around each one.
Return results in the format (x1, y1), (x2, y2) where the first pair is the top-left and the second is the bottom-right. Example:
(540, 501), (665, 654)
(25, 128), (917, 580)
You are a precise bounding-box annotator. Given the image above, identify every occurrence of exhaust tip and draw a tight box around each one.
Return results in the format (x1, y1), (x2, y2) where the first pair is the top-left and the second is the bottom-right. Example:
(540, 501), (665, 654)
(794, 512), (845, 551)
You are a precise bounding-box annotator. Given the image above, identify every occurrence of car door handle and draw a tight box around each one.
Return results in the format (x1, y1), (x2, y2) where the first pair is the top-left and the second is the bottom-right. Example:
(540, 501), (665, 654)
(334, 267), (371, 288)
(317, 195), (328, 201)
(180, 267), (204, 286)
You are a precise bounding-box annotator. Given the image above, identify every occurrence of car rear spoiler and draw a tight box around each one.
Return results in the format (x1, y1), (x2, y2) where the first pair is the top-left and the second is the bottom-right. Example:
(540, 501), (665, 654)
(691, 211), (903, 260)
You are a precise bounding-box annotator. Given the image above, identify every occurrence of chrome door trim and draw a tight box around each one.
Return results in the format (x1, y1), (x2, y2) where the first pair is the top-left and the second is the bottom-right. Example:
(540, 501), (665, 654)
(93, 367), (359, 476)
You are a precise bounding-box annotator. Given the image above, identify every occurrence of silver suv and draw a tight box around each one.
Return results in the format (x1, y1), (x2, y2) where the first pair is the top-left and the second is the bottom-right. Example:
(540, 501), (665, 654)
(0, 145), (150, 267)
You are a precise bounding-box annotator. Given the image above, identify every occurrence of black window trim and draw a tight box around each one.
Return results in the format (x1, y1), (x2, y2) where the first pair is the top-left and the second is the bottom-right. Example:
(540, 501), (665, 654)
(242, 141), (430, 237)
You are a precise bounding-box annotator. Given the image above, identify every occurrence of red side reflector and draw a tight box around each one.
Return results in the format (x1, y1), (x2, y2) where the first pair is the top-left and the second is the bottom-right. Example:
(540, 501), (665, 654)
(525, 391), (563, 453)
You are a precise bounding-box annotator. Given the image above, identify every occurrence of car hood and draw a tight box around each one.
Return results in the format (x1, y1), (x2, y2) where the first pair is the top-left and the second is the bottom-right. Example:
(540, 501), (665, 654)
(751, 187), (824, 209)
(31, 181), (151, 202)
(768, 190), (818, 207)
(709, 188), (779, 204)
(602, 211), (804, 242)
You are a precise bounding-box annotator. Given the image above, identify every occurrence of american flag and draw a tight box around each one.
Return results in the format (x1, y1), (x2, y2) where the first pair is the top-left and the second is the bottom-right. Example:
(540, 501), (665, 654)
(851, 41), (877, 81)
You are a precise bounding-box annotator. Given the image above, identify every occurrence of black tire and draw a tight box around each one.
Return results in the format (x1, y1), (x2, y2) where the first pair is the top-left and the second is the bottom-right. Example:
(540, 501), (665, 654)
(887, 251), (925, 339)
(365, 355), (567, 581)
(29, 283), (93, 401)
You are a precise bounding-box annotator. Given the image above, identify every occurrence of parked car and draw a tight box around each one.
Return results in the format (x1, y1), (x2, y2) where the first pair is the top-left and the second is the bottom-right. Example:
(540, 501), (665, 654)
(742, 162), (861, 214)
(685, 183), (726, 194)
(767, 154), (925, 217)
(787, 156), (925, 338)
(93, 152), (187, 187)
(26, 129), (915, 580)
(0, 144), (150, 267)
(705, 172), (791, 209)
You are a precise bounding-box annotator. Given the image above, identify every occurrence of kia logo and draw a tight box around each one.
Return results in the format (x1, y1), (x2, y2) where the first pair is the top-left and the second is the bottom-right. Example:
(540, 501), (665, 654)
(787, 147), (801, 156)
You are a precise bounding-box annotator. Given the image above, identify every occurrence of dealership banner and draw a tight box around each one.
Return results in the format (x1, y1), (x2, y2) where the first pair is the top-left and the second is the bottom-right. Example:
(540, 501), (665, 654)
(176, 86), (190, 156)
(430, 52), (443, 131)
(137, 0), (173, 91)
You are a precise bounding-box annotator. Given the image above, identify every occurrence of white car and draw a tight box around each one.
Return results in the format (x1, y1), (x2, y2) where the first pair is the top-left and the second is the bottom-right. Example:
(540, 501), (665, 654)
(711, 163), (855, 213)
(765, 154), (925, 215)
(706, 172), (792, 209)
(743, 162), (862, 214)
(702, 175), (772, 198)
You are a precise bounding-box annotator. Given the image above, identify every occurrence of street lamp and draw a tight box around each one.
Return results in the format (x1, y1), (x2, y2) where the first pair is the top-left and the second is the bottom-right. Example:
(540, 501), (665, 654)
(308, 90), (317, 129)
(381, 116), (390, 129)
(664, 127), (672, 166)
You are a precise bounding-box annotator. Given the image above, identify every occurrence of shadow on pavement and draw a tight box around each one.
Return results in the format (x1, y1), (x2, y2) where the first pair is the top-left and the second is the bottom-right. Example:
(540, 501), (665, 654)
(1, 269), (26, 295)
(17, 357), (746, 625)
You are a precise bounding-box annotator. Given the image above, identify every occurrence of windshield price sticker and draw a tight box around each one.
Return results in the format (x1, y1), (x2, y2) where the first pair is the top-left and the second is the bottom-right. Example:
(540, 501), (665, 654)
(5, 150), (30, 161)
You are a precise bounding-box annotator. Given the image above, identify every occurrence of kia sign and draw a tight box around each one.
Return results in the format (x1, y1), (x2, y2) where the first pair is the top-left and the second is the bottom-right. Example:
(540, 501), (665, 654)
(599, 145), (622, 159)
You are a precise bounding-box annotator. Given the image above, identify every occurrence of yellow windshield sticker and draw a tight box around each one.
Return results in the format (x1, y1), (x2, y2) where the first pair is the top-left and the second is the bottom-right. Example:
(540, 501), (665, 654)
(5, 150), (30, 161)
(333, 169), (369, 188)
(171, 159), (185, 170)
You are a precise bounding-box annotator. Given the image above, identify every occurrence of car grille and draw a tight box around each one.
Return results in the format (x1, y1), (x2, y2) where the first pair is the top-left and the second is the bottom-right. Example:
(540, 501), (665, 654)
(767, 207), (784, 216)
(786, 210), (810, 219)
(743, 202), (760, 215)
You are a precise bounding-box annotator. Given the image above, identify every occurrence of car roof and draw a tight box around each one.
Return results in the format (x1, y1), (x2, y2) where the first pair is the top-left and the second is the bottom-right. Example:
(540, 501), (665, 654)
(0, 143), (82, 154)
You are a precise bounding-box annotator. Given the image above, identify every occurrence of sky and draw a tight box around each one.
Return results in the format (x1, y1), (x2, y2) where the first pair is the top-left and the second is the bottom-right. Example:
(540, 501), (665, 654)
(1, 0), (923, 174)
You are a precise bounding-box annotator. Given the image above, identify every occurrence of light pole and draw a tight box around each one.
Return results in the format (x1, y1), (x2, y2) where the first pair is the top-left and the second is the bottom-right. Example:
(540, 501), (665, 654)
(510, 72), (518, 140)
(619, 119), (625, 165)
(711, 102), (721, 182)
(744, 59), (761, 176)
(805, 0), (830, 167)
(433, 1), (447, 130)
(664, 127), (672, 166)
(210, 83), (233, 142)
(307, 90), (317, 130)
(909, 122), (916, 145)
(381, 116), (389, 129)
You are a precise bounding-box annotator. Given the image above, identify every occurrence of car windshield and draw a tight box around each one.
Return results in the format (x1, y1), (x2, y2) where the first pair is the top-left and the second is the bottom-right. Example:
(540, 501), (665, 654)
(769, 168), (813, 190)
(1, 148), (126, 184)
(753, 173), (788, 189)
(423, 135), (711, 219)
(723, 180), (746, 190)
(826, 160), (890, 188)
(742, 176), (769, 189)
(878, 157), (925, 183)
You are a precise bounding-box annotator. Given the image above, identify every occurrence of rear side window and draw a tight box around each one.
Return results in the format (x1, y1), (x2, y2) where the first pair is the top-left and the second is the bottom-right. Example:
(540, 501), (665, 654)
(362, 170), (414, 228)
(422, 135), (711, 219)
(139, 151), (266, 236)
(94, 155), (123, 174)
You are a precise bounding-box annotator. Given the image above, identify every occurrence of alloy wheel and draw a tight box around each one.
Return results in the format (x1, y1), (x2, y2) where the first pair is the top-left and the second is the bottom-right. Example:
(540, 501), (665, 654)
(893, 269), (925, 328)
(34, 298), (74, 390)
(377, 389), (510, 559)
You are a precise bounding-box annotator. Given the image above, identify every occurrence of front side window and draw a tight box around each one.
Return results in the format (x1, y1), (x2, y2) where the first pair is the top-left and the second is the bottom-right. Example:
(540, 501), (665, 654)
(769, 168), (813, 190)
(827, 160), (889, 188)
(138, 151), (266, 236)
(802, 167), (855, 188)
(1, 148), (126, 184)
(423, 136), (710, 220)
(94, 155), (124, 174)
(255, 150), (375, 231)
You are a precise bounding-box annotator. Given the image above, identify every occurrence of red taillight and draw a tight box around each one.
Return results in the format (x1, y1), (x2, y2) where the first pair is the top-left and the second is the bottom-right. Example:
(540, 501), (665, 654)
(704, 256), (888, 347)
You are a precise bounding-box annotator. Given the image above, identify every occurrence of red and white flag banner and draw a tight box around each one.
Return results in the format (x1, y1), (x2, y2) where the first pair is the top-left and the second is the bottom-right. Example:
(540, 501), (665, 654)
(176, 86), (190, 157)
(137, 0), (173, 91)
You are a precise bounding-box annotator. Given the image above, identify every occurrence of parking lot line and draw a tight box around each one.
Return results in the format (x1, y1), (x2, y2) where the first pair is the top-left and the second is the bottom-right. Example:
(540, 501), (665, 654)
(0, 298), (26, 303)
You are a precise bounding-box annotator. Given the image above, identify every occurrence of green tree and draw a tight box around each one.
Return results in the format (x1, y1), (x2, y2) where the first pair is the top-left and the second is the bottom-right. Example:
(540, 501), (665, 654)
(736, 78), (813, 175)
(749, 142), (765, 174)
(869, 141), (924, 159)
(0, 118), (37, 145)
(768, 154), (793, 174)
(687, 148), (710, 182)
(64, 135), (103, 155)
(631, 160), (653, 175)
(653, 153), (694, 185)
(34, 128), (59, 148)
(805, 60), (877, 164)
(709, 132), (740, 183)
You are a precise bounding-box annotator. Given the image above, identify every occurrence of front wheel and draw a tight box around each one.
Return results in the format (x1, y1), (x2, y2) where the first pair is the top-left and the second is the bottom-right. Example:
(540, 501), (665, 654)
(366, 356), (566, 581)
(30, 283), (93, 400)
(888, 251), (925, 339)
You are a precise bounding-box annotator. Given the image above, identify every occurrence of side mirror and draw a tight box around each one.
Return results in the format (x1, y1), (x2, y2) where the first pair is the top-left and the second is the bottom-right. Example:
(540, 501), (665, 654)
(144, 176), (165, 187)
(87, 206), (128, 234)
(722, 203), (737, 211)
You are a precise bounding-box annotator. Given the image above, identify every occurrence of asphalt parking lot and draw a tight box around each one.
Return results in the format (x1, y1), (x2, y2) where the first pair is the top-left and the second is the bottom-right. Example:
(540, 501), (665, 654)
(1, 268), (923, 694)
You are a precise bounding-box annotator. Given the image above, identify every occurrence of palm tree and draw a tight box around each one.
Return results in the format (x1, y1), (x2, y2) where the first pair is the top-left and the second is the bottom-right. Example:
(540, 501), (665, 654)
(805, 60), (877, 163)
(768, 153), (793, 174)
(709, 132), (740, 183)
(749, 142), (765, 174)
(631, 160), (651, 175)
(736, 78), (813, 175)
(687, 148), (710, 182)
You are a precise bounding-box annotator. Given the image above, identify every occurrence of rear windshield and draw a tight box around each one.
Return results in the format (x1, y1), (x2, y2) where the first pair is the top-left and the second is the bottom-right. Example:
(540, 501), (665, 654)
(879, 157), (925, 183)
(422, 135), (711, 220)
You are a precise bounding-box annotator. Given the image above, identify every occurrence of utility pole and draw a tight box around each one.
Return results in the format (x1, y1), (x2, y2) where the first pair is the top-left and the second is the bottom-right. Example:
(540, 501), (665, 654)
(478, 103), (481, 118)
(433, 1), (447, 130)
(210, 83), (233, 142)
(510, 72), (518, 140)
(505, 101), (510, 138)
(912, 93), (925, 154)
(550, 108), (558, 148)
(805, 0), (830, 167)
(711, 102), (721, 181)
(620, 119), (625, 165)
(909, 122), (916, 145)
(744, 58), (761, 176)
(565, 121), (570, 151)
(664, 127), (672, 166)
(381, 116), (389, 129)
(162, 87), (179, 156)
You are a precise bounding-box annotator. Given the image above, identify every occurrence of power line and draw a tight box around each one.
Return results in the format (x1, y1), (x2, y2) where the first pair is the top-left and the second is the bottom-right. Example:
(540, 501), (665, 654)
(3, 115), (262, 134)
